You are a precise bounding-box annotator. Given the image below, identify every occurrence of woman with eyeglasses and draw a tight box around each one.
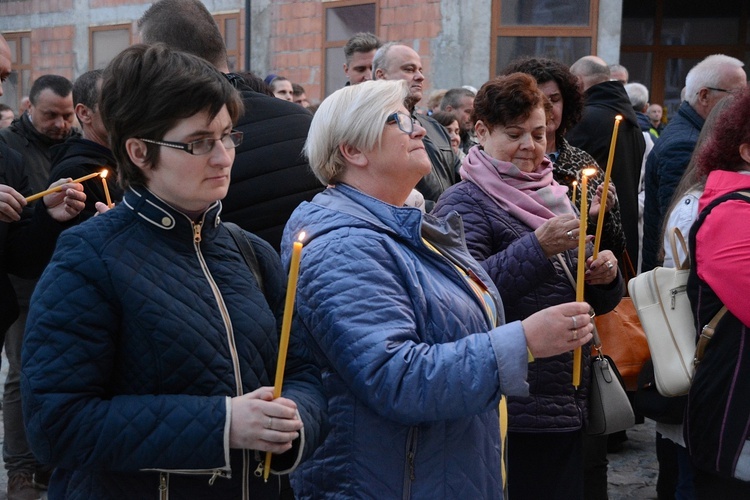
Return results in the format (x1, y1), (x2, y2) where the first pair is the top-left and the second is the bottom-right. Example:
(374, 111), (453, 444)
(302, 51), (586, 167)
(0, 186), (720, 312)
(280, 79), (595, 498)
(21, 44), (325, 499)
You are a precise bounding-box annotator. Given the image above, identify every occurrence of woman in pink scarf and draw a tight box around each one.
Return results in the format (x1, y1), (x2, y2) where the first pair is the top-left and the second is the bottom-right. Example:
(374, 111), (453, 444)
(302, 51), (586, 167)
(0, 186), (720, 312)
(433, 73), (623, 500)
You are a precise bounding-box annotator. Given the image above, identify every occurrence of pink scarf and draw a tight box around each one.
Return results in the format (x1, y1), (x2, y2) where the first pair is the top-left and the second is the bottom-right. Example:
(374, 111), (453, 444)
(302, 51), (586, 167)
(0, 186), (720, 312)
(459, 146), (573, 229)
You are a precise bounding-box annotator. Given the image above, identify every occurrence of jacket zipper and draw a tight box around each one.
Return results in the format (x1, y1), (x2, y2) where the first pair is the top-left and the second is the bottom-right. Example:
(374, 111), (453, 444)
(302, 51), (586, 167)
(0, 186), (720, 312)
(192, 218), (249, 500)
(402, 427), (418, 500)
(159, 472), (168, 500)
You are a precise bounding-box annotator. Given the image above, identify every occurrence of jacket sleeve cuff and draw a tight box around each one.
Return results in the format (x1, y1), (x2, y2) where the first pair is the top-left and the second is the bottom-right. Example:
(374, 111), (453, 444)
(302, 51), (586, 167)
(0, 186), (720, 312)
(271, 410), (305, 475)
(488, 320), (529, 397)
(223, 397), (232, 468)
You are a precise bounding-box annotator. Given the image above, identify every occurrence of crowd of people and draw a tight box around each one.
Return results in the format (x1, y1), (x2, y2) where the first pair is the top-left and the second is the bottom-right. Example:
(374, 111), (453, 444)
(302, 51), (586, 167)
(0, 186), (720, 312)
(0, 1), (749, 499)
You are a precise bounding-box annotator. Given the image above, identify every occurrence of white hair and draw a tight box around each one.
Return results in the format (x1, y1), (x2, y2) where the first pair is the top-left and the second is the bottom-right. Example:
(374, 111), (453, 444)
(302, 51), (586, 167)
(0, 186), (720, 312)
(624, 82), (649, 110)
(685, 54), (745, 106)
(304, 80), (409, 185)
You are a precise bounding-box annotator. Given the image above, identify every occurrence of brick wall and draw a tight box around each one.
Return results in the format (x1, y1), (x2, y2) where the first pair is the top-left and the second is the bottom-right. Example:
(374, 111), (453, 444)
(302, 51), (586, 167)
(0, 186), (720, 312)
(31, 26), (75, 81)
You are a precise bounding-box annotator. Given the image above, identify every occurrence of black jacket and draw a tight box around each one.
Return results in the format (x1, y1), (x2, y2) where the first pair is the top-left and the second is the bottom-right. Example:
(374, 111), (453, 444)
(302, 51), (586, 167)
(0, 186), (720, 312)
(0, 143), (66, 334)
(48, 137), (122, 221)
(219, 81), (323, 251)
(567, 81), (646, 265)
(0, 113), (79, 194)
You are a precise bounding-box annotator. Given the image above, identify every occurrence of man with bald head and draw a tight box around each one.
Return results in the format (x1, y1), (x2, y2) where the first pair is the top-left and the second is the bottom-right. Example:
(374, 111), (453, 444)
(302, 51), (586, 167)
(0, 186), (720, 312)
(641, 54), (746, 271)
(374, 42), (458, 207)
(567, 55), (646, 269)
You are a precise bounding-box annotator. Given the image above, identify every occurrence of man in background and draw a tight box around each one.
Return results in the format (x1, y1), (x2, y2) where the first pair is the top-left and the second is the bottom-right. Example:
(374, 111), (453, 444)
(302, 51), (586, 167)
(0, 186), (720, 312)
(641, 54), (745, 271)
(343, 32), (381, 85)
(374, 42), (458, 207)
(139, 0), (322, 252)
(440, 87), (476, 154)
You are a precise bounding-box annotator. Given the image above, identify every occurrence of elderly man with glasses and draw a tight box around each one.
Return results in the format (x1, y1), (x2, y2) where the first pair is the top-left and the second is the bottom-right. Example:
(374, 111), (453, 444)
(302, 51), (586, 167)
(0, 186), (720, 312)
(641, 54), (746, 272)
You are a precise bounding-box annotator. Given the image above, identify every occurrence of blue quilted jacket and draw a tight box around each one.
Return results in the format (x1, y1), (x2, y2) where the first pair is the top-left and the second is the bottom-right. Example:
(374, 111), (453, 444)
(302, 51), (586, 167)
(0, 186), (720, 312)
(281, 184), (530, 499)
(642, 101), (704, 271)
(433, 181), (623, 431)
(22, 186), (326, 500)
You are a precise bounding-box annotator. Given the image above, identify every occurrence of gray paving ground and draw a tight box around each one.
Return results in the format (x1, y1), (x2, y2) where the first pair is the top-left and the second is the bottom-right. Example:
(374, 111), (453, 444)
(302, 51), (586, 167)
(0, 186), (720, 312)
(0, 350), (658, 499)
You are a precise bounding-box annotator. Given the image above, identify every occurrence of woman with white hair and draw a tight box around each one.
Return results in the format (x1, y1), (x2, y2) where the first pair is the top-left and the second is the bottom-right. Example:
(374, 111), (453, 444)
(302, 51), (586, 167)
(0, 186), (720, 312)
(281, 79), (595, 498)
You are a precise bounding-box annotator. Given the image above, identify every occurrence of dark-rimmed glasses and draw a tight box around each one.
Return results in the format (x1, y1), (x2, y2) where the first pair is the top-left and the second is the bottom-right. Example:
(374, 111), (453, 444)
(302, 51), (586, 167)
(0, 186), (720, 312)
(705, 87), (734, 95)
(138, 130), (243, 156)
(386, 112), (416, 135)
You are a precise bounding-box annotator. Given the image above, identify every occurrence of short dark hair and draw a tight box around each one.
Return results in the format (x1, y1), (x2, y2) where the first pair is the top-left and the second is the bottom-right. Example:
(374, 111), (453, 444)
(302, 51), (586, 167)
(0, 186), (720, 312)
(138, 0), (228, 69)
(473, 73), (551, 132)
(439, 87), (475, 111)
(239, 72), (274, 96)
(100, 44), (243, 189)
(431, 111), (458, 128)
(500, 57), (583, 142)
(29, 75), (72, 105)
(344, 32), (382, 64)
(73, 69), (103, 110)
(292, 83), (306, 97)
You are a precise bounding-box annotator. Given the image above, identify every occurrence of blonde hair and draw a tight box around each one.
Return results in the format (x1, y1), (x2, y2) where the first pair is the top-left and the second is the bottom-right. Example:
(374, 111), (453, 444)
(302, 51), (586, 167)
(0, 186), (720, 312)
(304, 80), (409, 184)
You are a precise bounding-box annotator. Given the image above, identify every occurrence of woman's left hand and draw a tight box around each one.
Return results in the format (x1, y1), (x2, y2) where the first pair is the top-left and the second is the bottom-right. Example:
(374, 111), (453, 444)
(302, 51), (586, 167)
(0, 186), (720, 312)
(588, 183), (617, 218)
(585, 250), (618, 285)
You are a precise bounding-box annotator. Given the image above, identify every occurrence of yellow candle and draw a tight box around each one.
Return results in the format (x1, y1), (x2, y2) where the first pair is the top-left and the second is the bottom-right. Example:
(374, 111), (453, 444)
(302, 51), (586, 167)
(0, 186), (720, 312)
(571, 180), (578, 207)
(593, 115), (622, 258)
(574, 167), (597, 387)
(263, 231), (305, 481)
(25, 171), (102, 202)
(101, 169), (113, 208)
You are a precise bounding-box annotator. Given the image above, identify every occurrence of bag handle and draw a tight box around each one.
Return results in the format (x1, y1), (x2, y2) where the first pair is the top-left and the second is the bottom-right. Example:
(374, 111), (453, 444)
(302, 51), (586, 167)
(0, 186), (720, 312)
(556, 254), (602, 352)
(669, 227), (690, 271)
(694, 306), (728, 368)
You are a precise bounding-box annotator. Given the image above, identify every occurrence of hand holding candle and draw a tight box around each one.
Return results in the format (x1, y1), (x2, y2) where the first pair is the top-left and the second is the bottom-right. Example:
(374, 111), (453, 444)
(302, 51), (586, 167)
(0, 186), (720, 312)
(25, 171), (102, 202)
(263, 231), (305, 482)
(571, 180), (578, 207)
(573, 167), (597, 387)
(593, 115), (622, 258)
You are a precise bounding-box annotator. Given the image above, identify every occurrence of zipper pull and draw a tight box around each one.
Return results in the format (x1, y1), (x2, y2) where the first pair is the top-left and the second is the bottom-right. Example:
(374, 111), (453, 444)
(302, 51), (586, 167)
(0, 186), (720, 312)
(159, 472), (168, 500)
(193, 221), (203, 243)
(208, 469), (226, 485)
(467, 268), (489, 291)
(254, 461), (264, 478)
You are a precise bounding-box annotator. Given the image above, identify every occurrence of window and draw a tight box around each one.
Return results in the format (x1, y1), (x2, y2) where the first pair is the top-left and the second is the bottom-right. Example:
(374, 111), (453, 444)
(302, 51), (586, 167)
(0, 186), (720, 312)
(90, 25), (131, 70)
(490, 0), (598, 76)
(323, 1), (378, 96)
(0, 32), (31, 114)
(621, 0), (749, 119)
(214, 13), (241, 72)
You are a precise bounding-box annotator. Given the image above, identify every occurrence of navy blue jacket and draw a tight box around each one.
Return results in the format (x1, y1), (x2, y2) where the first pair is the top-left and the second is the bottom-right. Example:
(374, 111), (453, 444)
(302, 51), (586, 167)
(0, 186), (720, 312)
(22, 187), (326, 499)
(434, 180), (623, 431)
(642, 101), (704, 271)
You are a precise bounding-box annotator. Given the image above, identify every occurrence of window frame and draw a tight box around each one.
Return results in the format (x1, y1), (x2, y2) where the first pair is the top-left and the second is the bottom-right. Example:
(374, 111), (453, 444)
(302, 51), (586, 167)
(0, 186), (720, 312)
(2, 31), (32, 113)
(88, 24), (132, 71)
(214, 12), (242, 72)
(322, 0), (379, 97)
(489, 0), (599, 76)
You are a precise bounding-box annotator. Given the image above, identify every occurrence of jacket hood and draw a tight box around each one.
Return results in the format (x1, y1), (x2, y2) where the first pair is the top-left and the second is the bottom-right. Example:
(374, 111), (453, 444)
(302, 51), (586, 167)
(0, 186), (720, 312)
(585, 81), (641, 128)
(636, 111), (652, 132)
(699, 170), (750, 212)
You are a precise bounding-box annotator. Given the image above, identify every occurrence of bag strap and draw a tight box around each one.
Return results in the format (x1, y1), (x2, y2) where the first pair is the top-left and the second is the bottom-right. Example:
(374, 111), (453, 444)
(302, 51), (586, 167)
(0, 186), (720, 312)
(688, 189), (750, 364)
(669, 227), (690, 271)
(694, 306), (728, 367)
(556, 254), (602, 351)
(225, 222), (264, 294)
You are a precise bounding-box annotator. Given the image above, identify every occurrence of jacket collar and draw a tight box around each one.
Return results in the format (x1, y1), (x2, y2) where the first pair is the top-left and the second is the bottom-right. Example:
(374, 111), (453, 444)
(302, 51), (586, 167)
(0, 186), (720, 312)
(122, 185), (222, 239)
(676, 101), (705, 133)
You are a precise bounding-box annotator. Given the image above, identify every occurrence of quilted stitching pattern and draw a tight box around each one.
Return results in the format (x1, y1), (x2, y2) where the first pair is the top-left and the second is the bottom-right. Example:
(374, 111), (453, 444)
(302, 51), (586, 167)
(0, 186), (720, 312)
(434, 180), (623, 431)
(21, 187), (326, 498)
(283, 185), (525, 499)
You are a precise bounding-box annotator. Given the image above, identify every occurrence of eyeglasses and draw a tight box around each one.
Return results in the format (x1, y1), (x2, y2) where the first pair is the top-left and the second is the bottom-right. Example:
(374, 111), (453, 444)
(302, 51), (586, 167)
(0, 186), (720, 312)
(705, 87), (734, 95)
(386, 112), (417, 135)
(138, 130), (243, 156)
